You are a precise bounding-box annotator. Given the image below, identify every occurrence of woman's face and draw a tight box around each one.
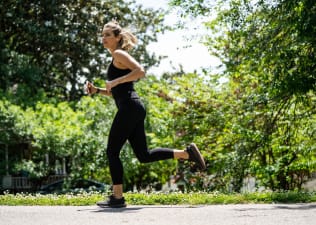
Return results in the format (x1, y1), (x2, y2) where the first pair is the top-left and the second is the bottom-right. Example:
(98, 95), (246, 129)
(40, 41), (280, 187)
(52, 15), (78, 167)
(101, 27), (120, 50)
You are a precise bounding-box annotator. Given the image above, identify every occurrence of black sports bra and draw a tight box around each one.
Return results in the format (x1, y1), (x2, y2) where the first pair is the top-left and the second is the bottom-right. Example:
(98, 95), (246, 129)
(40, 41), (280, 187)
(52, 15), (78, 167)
(107, 61), (137, 100)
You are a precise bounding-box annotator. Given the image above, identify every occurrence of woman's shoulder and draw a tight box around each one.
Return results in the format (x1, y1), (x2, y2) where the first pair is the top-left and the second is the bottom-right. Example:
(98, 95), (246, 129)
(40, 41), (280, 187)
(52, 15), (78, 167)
(112, 49), (134, 70)
(112, 49), (130, 58)
(112, 49), (136, 67)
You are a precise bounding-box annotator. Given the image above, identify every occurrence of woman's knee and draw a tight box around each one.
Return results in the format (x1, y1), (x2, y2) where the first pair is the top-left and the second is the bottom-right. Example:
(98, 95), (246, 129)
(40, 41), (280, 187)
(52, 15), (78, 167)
(135, 152), (151, 163)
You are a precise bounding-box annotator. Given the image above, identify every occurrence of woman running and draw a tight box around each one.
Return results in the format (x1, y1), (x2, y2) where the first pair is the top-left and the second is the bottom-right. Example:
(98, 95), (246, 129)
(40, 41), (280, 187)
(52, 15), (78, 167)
(86, 21), (206, 208)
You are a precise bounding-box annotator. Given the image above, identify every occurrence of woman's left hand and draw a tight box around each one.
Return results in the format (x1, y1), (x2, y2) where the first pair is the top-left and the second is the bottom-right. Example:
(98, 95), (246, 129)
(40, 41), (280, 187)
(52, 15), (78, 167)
(106, 80), (115, 92)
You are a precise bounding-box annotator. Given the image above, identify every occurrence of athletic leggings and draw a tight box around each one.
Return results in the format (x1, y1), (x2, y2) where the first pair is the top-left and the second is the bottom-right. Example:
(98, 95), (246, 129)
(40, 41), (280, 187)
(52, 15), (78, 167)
(106, 96), (174, 185)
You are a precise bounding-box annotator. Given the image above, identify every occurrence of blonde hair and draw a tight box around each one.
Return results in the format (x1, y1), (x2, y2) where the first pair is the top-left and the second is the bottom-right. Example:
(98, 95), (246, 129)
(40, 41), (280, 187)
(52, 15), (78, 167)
(103, 21), (137, 51)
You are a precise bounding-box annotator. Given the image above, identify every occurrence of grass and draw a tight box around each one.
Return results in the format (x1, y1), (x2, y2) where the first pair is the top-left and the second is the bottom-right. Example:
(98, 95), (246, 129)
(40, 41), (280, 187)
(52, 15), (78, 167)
(0, 191), (315, 206)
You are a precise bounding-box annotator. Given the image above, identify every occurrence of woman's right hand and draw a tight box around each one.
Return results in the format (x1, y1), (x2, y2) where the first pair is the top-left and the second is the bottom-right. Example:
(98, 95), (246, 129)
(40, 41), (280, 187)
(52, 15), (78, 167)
(85, 81), (112, 96)
(85, 81), (97, 95)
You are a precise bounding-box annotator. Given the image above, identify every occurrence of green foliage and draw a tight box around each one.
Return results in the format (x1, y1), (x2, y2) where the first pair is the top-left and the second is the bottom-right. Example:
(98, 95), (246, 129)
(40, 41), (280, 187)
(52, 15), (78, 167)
(170, 0), (213, 17)
(0, 99), (27, 144)
(0, 192), (102, 206)
(168, 0), (316, 191)
(1, 191), (315, 206)
(13, 160), (49, 180)
(209, 0), (316, 191)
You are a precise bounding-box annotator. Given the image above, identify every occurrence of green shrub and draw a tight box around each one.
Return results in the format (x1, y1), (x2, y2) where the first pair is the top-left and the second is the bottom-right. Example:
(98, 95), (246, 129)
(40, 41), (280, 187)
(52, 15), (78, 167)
(0, 191), (315, 206)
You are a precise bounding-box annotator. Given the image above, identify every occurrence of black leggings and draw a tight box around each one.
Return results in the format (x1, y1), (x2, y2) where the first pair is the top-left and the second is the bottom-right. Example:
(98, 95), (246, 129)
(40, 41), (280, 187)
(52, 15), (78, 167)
(106, 97), (174, 185)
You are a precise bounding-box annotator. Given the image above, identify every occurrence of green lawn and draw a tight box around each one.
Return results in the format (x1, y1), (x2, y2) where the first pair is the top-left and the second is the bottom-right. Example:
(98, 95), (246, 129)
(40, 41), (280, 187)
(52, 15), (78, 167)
(1, 192), (316, 206)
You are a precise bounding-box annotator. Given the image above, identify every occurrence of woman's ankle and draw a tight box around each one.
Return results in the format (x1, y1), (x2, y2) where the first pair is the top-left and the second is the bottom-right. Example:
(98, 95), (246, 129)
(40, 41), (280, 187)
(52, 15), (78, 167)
(113, 184), (123, 199)
(173, 150), (189, 160)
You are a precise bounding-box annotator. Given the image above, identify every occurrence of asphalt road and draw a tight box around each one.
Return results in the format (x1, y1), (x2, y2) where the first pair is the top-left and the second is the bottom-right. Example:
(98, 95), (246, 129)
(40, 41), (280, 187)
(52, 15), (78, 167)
(1, 204), (316, 225)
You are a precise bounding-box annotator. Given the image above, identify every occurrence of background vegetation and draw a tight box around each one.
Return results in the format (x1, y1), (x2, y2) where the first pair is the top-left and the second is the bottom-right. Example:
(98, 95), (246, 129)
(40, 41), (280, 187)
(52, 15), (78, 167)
(0, 0), (315, 193)
(1, 191), (316, 205)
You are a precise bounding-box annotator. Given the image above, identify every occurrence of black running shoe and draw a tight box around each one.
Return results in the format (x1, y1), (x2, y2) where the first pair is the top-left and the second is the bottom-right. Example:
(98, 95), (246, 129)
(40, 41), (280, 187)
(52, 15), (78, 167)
(97, 195), (127, 208)
(186, 143), (206, 170)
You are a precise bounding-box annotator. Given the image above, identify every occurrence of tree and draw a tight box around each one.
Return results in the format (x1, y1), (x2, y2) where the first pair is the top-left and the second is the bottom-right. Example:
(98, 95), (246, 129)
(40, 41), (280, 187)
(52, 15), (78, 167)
(0, 0), (167, 101)
(170, 0), (316, 191)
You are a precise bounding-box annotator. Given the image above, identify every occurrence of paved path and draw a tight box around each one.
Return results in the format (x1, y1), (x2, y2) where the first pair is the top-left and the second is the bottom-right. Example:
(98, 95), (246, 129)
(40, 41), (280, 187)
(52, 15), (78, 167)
(1, 204), (316, 225)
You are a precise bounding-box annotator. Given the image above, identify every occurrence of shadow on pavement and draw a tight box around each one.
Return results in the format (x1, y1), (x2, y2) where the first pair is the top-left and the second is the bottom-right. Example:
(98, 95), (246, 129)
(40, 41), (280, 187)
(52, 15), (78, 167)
(78, 205), (202, 213)
(274, 203), (316, 210)
(234, 203), (316, 212)
(91, 207), (143, 213)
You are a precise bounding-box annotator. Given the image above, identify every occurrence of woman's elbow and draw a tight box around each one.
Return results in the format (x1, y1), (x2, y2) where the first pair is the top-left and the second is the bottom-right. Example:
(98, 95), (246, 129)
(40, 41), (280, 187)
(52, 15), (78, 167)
(139, 67), (146, 78)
